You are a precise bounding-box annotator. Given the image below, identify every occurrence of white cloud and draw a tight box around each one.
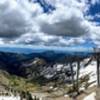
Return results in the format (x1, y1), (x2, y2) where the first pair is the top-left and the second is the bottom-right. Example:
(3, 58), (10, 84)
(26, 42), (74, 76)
(89, 25), (100, 46)
(0, 0), (100, 47)
(9, 32), (86, 46)
(0, 0), (42, 38)
(95, 13), (100, 18)
(91, 0), (100, 5)
(35, 0), (90, 37)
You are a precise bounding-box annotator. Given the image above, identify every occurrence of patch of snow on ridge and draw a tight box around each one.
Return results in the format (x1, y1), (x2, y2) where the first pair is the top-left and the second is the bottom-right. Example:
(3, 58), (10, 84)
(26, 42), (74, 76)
(0, 96), (20, 100)
(83, 92), (96, 100)
(80, 61), (97, 87)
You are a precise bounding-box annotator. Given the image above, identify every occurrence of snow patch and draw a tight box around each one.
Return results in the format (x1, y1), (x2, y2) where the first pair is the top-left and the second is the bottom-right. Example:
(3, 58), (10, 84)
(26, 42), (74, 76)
(83, 92), (96, 100)
(80, 61), (97, 87)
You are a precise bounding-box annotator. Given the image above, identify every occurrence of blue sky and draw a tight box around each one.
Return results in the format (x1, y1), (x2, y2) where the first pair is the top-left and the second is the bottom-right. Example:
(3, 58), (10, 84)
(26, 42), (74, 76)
(86, 1), (100, 23)
(0, 0), (100, 48)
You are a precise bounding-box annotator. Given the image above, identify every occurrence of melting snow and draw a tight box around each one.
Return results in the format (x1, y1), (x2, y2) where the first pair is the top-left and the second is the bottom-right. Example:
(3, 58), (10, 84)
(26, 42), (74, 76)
(80, 61), (97, 87)
(0, 96), (20, 100)
(83, 92), (96, 100)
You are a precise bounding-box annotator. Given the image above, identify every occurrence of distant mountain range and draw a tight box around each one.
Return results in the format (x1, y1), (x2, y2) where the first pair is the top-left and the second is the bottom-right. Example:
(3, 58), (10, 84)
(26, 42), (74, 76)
(0, 44), (94, 54)
(0, 45), (93, 78)
(0, 45), (34, 54)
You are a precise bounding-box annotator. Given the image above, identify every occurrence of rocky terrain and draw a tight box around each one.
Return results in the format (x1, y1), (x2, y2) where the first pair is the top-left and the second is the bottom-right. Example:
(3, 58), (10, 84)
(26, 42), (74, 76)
(0, 51), (99, 100)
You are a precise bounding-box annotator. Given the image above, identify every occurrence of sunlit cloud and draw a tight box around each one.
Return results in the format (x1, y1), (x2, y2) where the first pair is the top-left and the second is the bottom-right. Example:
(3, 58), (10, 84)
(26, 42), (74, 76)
(0, 0), (100, 47)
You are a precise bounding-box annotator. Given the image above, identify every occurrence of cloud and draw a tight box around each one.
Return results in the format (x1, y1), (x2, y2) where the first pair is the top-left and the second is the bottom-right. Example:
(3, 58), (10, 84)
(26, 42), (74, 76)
(89, 25), (100, 46)
(91, 0), (100, 5)
(39, 16), (89, 37)
(10, 33), (60, 45)
(8, 32), (86, 47)
(0, 0), (100, 47)
(0, 0), (42, 38)
(35, 0), (90, 37)
(33, 0), (100, 46)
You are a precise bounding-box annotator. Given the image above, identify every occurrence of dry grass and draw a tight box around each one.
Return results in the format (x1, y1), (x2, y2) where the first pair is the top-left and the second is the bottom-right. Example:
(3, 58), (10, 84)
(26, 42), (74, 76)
(0, 70), (40, 92)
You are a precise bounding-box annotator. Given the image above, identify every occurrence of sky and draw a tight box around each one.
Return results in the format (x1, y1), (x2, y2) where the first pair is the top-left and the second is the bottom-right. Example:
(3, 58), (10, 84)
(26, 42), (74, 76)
(0, 0), (100, 48)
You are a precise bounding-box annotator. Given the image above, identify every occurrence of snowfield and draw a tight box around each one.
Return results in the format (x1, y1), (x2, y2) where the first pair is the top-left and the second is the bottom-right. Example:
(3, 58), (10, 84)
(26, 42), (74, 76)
(83, 92), (96, 100)
(80, 61), (97, 87)
(0, 96), (20, 100)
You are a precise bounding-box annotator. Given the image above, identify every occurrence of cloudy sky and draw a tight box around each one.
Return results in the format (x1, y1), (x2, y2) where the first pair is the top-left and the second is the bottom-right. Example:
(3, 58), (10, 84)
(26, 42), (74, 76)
(0, 0), (100, 47)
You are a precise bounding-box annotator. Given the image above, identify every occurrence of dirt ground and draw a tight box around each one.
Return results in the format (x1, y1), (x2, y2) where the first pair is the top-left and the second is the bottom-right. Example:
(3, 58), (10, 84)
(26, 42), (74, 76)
(33, 86), (98, 100)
